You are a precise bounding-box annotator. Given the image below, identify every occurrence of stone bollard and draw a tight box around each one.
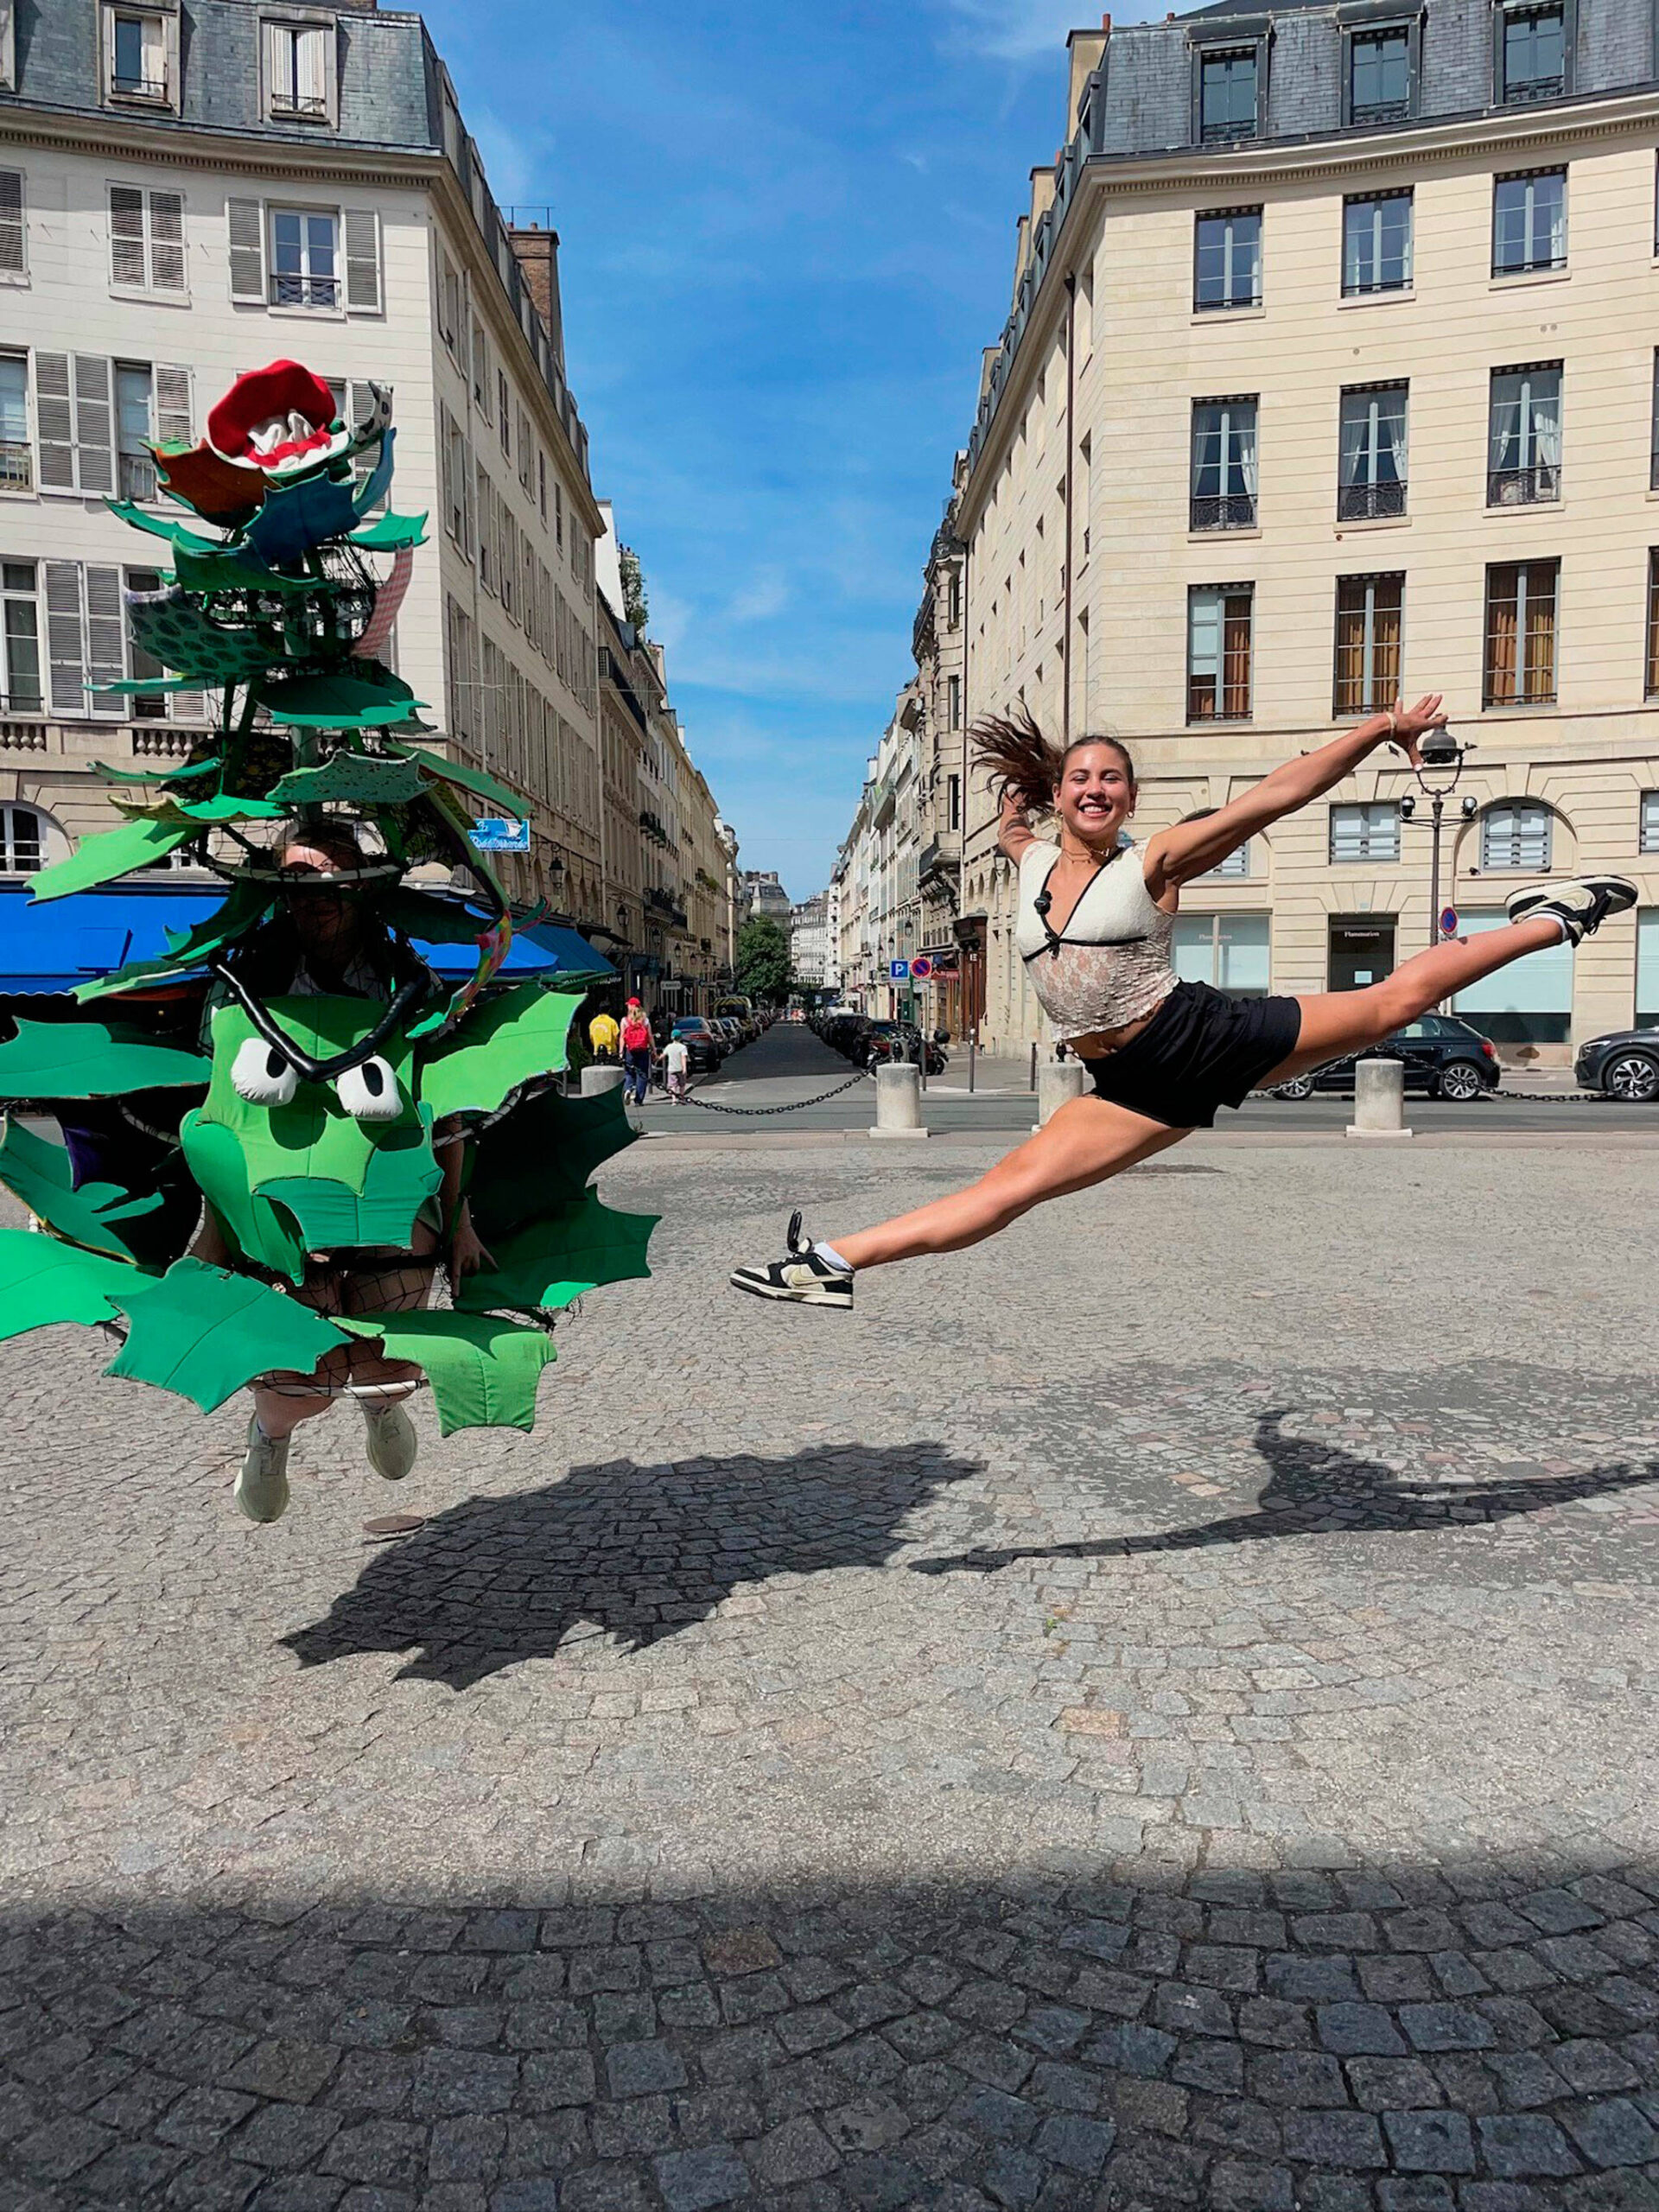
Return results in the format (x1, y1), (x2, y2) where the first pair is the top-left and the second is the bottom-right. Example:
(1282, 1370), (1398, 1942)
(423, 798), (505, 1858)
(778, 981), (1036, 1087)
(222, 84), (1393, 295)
(1033, 1059), (1088, 1131)
(868, 1061), (928, 1139)
(1346, 1056), (1413, 1140)
(581, 1063), (626, 1099)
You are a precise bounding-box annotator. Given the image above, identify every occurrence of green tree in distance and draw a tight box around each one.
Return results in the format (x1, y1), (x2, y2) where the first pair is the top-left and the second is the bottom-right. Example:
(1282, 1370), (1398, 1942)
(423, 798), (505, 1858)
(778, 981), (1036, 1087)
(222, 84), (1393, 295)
(618, 546), (649, 632)
(735, 916), (792, 1006)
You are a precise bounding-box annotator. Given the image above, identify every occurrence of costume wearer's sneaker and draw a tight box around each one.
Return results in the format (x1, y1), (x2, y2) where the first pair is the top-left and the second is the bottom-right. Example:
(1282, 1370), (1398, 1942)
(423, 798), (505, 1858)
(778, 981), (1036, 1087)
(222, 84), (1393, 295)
(361, 1399), (418, 1482)
(236, 1418), (290, 1523)
(730, 1210), (854, 1309)
(1504, 876), (1637, 945)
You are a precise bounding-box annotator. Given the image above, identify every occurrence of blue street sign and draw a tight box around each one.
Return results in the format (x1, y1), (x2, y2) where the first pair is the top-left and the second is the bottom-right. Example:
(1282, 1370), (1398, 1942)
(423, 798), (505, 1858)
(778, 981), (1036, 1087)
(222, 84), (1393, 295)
(888, 959), (910, 980)
(471, 816), (530, 852)
(1440, 906), (1459, 938)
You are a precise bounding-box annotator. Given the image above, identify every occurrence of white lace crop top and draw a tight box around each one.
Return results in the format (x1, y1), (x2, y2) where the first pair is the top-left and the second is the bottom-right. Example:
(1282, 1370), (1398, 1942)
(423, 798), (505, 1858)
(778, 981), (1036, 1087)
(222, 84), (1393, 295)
(1014, 840), (1179, 1042)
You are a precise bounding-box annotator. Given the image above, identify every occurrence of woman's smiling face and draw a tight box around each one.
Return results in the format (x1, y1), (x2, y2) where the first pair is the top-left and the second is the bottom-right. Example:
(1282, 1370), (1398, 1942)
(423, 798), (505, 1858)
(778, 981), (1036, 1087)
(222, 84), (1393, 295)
(1054, 742), (1135, 847)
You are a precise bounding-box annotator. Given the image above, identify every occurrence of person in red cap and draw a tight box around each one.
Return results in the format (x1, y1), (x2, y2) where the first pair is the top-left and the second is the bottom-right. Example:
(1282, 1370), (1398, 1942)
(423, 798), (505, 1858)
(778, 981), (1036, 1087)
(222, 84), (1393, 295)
(620, 998), (653, 1105)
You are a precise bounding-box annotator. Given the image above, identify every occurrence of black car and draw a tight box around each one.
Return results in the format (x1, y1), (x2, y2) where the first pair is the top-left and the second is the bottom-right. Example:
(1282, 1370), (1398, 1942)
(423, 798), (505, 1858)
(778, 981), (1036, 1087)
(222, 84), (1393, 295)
(1574, 1026), (1659, 1101)
(670, 1016), (725, 1075)
(1271, 1013), (1501, 1103)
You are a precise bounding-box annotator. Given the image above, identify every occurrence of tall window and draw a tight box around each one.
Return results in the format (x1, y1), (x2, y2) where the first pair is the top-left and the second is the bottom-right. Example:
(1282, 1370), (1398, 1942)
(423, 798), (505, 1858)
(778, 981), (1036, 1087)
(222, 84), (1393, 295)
(1338, 385), (1408, 520)
(0, 803), (44, 870)
(1492, 169), (1566, 274)
(1488, 365), (1561, 505)
(108, 9), (168, 99)
(1481, 801), (1553, 871)
(1484, 561), (1560, 707)
(1187, 585), (1254, 721)
(947, 673), (961, 728)
(1646, 553), (1659, 700)
(1334, 574), (1404, 714)
(1194, 208), (1262, 310)
(114, 362), (156, 501)
(1190, 398), (1257, 531)
(947, 571), (962, 628)
(1198, 48), (1258, 143)
(0, 353), (27, 491)
(1173, 912), (1269, 994)
(1349, 26), (1411, 120)
(268, 207), (337, 308)
(948, 773), (961, 831)
(1, 563), (41, 713)
(108, 184), (186, 292)
(1639, 789), (1659, 850)
(1343, 191), (1413, 295)
(264, 21), (332, 120)
(1499, 2), (1567, 102)
(1330, 802), (1401, 862)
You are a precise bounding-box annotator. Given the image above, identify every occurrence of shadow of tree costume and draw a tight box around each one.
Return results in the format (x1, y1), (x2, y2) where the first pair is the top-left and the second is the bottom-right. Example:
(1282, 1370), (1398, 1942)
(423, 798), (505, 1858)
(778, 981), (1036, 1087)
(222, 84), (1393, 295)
(0, 361), (655, 1485)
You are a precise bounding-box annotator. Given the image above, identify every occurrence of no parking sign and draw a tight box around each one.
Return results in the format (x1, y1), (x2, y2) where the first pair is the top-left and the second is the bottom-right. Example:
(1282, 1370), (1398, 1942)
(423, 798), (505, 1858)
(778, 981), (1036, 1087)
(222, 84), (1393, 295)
(910, 956), (934, 980)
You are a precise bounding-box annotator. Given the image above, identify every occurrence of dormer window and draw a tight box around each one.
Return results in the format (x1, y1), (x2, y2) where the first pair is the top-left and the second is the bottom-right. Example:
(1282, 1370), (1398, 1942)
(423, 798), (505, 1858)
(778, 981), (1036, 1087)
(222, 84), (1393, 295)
(1497, 0), (1570, 104)
(1198, 47), (1261, 143)
(1347, 25), (1412, 122)
(263, 15), (337, 126)
(102, 2), (176, 108)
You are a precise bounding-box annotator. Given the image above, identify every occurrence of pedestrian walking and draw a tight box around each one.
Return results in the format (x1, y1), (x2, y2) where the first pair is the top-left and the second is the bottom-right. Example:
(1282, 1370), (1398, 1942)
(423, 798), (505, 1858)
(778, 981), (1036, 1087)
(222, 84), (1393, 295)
(620, 998), (653, 1106)
(662, 1033), (690, 1104)
(732, 697), (1637, 1308)
(588, 1007), (620, 1061)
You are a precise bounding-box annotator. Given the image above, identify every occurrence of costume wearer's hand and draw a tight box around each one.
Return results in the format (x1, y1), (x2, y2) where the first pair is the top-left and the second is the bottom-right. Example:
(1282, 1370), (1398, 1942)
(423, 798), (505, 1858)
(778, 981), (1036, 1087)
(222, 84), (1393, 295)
(1383, 694), (1447, 768)
(448, 1217), (495, 1278)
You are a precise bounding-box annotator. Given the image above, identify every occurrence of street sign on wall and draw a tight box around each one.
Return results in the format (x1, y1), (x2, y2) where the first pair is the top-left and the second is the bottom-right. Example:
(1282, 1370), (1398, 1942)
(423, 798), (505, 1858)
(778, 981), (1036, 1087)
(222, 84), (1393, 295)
(471, 817), (530, 852)
(888, 960), (910, 980)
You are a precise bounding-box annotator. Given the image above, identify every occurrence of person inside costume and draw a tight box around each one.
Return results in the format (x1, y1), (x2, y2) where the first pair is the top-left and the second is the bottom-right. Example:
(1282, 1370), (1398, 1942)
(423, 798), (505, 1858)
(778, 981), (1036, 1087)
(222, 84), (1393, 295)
(732, 696), (1637, 1306)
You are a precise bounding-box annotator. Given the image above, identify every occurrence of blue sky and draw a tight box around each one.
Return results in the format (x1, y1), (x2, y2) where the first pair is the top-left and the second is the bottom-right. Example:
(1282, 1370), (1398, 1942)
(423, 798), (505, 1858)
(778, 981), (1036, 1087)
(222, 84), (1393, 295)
(418, 0), (1103, 899)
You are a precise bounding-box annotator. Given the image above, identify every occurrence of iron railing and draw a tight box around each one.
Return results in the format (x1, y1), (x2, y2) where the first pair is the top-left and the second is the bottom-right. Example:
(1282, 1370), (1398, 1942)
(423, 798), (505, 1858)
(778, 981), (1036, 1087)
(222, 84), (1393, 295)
(1190, 492), (1257, 531)
(1487, 463), (1561, 507)
(1337, 479), (1407, 521)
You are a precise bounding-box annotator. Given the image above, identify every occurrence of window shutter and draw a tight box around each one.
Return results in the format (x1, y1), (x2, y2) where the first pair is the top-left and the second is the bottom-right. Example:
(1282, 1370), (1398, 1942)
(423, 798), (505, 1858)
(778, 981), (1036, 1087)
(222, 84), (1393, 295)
(35, 353), (74, 491)
(154, 365), (192, 447)
(109, 184), (148, 287)
(342, 207), (379, 312)
(73, 355), (114, 496)
(0, 168), (24, 276)
(439, 403), (455, 535)
(296, 24), (329, 108)
(347, 379), (384, 509)
(44, 563), (86, 714)
(264, 20), (293, 105)
(168, 686), (206, 724)
(148, 190), (185, 290)
(84, 564), (124, 709)
(227, 197), (265, 302)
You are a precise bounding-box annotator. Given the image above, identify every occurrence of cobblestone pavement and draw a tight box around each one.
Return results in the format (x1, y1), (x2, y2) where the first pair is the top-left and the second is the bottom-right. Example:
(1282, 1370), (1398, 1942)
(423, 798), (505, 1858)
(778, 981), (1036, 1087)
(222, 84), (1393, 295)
(4, 1142), (1659, 2212)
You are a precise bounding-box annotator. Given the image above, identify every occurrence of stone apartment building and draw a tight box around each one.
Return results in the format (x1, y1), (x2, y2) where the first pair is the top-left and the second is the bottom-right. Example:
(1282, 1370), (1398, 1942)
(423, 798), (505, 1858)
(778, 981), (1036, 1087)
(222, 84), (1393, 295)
(927, 0), (1659, 1057)
(789, 889), (828, 990)
(0, 0), (734, 995)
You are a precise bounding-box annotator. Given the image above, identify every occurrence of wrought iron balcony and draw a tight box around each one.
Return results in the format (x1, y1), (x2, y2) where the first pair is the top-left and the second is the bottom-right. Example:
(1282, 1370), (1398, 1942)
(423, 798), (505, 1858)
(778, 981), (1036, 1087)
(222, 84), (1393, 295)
(118, 451), (156, 503)
(1487, 463), (1561, 507)
(112, 73), (168, 99)
(269, 272), (340, 309)
(1337, 479), (1407, 521)
(1503, 71), (1565, 103)
(1189, 492), (1257, 532)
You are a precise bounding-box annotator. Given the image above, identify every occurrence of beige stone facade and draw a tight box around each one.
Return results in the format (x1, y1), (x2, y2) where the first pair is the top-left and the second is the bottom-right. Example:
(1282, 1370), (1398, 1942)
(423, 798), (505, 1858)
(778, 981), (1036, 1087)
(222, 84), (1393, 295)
(949, 10), (1659, 1061)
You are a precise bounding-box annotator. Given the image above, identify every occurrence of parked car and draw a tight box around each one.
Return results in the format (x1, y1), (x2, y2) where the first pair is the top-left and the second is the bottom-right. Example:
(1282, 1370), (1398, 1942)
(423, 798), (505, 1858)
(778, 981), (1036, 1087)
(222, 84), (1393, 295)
(713, 1017), (745, 1052)
(670, 1015), (726, 1075)
(1271, 1013), (1501, 1103)
(1574, 1025), (1659, 1101)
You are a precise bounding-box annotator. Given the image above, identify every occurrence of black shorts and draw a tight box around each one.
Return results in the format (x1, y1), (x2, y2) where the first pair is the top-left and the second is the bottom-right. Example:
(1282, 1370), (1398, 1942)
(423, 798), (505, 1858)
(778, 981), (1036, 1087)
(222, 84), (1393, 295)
(1078, 980), (1303, 1129)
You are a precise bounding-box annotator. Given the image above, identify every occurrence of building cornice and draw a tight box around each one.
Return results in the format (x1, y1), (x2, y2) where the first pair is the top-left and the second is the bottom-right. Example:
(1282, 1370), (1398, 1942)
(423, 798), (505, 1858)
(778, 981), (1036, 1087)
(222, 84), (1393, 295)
(956, 87), (1659, 534)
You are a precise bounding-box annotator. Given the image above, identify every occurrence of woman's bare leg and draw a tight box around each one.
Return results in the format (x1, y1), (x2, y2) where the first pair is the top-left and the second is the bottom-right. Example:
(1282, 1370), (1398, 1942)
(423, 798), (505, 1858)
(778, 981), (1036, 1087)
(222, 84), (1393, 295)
(830, 1096), (1188, 1272)
(1264, 916), (1563, 1084)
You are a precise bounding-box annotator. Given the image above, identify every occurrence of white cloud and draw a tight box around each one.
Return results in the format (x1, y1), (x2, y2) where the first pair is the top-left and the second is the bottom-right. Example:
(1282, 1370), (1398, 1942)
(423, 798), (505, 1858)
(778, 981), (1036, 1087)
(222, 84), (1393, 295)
(727, 569), (790, 625)
(466, 106), (550, 210)
(940, 0), (1094, 62)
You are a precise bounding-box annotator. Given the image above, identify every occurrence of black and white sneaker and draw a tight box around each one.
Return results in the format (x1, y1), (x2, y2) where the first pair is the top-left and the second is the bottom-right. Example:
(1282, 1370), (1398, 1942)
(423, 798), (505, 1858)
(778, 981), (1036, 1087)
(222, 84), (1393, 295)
(1504, 875), (1637, 945)
(730, 1211), (854, 1309)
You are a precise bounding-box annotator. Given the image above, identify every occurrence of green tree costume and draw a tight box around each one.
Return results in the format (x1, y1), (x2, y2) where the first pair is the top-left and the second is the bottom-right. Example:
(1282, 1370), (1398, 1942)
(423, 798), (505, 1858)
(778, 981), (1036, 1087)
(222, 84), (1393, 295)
(0, 361), (654, 1464)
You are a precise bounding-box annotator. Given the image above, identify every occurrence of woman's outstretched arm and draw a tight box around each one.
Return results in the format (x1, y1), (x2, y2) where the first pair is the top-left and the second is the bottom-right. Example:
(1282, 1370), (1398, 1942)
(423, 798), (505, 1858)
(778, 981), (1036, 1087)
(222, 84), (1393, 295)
(1143, 695), (1446, 895)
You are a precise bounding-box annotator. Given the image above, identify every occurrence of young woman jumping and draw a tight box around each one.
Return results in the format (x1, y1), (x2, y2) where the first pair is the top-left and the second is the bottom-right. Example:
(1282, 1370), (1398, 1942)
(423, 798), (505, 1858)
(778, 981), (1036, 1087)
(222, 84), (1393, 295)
(731, 697), (1636, 1308)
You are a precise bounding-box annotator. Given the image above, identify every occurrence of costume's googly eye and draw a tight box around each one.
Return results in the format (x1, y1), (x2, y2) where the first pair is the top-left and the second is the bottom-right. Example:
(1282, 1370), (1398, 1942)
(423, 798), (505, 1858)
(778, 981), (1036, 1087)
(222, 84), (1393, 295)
(231, 1037), (299, 1106)
(334, 1057), (401, 1122)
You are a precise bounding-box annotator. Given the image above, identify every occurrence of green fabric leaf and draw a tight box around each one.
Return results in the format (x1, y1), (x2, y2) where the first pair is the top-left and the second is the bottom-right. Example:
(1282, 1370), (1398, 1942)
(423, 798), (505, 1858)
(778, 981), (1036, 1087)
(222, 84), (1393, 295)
(341, 1309), (554, 1435)
(376, 887), (501, 945)
(348, 510), (429, 550)
(73, 879), (277, 1002)
(30, 817), (199, 900)
(0, 1118), (164, 1261)
(0, 1018), (210, 1099)
(105, 1256), (352, 1413)
(0, 1227), (146, 1345)
(467, 1085), (638, 1239)
(179, 1111), (307, 1281)
(91, 676), (200, 696)
(173, 547), (317, 597)
(113, 792), (286, 825)
(105, 499), (227, 556)
(91, 755), (221, 787)
(259, 672), (424, 730)
(455, 1194), (657, 1319)
(128, 592), (276, 684)
(397, 747), (525, 821)
(258, 1122), (442, 1253)
(268, 751), (429, 805)
(419, 988), (582, 1120)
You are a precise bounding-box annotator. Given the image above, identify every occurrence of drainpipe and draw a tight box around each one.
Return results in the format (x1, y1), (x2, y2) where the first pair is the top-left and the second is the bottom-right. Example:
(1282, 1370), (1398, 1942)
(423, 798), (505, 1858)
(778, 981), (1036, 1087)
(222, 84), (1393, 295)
(1061, 271), (1077, 743)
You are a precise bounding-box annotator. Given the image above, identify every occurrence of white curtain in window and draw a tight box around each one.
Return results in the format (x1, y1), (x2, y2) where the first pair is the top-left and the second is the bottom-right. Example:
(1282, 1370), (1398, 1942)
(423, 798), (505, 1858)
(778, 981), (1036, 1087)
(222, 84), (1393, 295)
(1490, 371), (1560, 470)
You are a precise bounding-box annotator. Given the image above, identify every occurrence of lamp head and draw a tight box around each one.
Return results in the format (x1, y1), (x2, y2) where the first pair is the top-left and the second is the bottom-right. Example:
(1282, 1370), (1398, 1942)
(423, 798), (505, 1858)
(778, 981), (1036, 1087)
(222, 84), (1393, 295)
(1417, 727), (1462, 769)
(1398, 795), (1416, 821)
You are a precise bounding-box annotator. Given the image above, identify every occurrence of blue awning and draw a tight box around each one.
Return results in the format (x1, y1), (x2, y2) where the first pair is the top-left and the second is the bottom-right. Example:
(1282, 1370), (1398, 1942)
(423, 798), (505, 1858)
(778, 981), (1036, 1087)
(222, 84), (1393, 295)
(0, 880), (615, 993)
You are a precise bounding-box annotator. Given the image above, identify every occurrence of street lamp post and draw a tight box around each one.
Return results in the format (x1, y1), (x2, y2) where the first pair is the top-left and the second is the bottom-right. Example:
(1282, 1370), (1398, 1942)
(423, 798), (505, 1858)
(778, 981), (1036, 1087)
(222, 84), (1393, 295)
(1398, 728), (1477, 993)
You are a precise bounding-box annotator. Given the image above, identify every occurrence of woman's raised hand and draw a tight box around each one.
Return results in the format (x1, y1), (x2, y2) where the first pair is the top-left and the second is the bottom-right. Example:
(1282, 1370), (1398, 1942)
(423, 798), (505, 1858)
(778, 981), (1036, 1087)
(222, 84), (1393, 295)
(1384, 694), (1448, 766)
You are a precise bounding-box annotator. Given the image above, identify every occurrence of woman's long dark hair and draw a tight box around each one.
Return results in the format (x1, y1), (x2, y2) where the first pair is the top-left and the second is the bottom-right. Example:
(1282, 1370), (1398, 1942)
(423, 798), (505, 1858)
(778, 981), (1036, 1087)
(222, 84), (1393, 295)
(969, 708), (1135, 817)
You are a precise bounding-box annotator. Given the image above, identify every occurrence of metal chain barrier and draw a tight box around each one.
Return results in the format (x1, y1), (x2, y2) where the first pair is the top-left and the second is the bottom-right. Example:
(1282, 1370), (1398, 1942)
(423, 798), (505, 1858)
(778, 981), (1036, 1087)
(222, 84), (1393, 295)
(672, 1067), (875, 1117)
